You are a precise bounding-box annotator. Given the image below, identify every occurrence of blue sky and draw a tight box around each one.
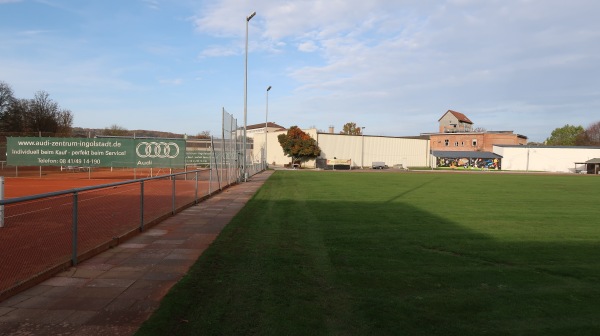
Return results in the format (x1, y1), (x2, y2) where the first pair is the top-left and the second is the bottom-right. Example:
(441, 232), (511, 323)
(1, 0), (599, 142)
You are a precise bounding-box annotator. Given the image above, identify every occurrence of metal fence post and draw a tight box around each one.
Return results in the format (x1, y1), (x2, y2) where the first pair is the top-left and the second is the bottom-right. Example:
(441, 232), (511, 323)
(211, 137), (221, 191)
(140, 181), (144, 231)
(0, 177), (4, 228)
(195, 171), (199, 203)
(221, 108), (227, 187)
(172, 174), (176, 214)
(72, 192), (79, 266)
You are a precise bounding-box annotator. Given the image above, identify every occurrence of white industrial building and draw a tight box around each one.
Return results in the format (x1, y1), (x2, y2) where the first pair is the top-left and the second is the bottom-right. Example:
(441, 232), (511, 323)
(493, 145), (600, 173)
(248, 125), (430, 169)
(316, 133), (430, 169)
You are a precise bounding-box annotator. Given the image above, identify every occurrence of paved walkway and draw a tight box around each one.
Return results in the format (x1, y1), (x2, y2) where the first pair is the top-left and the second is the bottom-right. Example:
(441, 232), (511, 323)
(0, 170), (273, 336)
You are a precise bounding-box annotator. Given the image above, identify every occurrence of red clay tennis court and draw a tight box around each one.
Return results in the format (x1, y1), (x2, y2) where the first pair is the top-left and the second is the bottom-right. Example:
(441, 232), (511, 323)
(0, 167), (223, 300)
(4, 178), (127, 198)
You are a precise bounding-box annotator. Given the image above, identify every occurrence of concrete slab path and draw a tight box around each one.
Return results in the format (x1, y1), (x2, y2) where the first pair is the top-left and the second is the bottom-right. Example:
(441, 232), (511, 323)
(0, 170), (273, 336)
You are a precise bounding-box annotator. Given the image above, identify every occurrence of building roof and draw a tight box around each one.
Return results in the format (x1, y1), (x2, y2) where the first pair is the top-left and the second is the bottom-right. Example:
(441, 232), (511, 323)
(495, 145), (600, 149)
(585, 158), (600, 164)
(317, 133), (429, 140)
(423, 131), (527, 140)
(438, 110), (473, 124)
(245, 122), (286, 131)
(431, 150), (502, 159)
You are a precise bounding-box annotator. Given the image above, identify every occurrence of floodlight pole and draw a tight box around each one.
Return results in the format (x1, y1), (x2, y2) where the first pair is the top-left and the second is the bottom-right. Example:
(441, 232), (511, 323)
(242, 11), (256, 182)
(265, 85), (271, 168)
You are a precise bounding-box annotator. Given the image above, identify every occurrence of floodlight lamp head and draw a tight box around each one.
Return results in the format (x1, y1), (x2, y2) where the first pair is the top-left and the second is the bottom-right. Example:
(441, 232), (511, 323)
(247, 11), (256, 21)
(267, 86), (272, 91)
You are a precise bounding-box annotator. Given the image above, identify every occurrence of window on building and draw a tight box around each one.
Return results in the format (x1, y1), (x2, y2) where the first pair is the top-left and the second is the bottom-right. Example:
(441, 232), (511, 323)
(461, 141), (464, 146)
(454, 142), (459, 146)
(444, 139), (449, 146)
(472, 139), (478, 147)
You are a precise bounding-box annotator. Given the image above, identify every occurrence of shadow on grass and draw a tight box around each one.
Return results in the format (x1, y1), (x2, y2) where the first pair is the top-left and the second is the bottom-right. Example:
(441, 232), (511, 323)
(384, 176), (440, 204)
(137, 193), (600, 336)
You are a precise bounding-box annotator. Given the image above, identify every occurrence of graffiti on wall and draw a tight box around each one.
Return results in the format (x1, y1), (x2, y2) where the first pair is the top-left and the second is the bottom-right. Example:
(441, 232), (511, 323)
(437, 157), (501, 169)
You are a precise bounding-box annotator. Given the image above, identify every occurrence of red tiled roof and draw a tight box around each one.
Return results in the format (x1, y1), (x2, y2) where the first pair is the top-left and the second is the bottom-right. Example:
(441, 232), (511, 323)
(439, 110), (473, 124)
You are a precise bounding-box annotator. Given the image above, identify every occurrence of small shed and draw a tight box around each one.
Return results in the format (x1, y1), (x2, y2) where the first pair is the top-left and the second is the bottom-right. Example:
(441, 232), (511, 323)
(575, 158), (600, 174)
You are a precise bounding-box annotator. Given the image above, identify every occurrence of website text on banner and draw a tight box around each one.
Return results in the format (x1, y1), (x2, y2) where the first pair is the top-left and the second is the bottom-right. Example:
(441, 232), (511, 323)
(7, 137), (186, 168)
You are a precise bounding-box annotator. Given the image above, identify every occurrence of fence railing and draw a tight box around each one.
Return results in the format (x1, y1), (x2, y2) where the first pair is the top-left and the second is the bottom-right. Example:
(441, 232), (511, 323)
(0, 105), (267, 300)
(0, 162), (265, 301)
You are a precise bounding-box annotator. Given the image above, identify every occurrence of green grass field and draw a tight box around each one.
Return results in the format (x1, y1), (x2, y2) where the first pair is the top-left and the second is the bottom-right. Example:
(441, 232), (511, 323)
(136, 171), (600, 335)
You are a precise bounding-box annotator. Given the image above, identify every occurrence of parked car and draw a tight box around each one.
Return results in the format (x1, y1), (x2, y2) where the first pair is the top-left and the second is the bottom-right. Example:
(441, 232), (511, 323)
(372, 162), (388, 169)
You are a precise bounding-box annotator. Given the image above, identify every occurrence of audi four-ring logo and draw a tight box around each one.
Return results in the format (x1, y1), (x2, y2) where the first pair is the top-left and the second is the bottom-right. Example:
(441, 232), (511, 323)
(136, 142), (180, 159)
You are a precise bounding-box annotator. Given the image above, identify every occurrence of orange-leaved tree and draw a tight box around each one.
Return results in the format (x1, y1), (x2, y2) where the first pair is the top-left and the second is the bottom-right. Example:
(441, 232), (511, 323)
(277, 126), (321, 166)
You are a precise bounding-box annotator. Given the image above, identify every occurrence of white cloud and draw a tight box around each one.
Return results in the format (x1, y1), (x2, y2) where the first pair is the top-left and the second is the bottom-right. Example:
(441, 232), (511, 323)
(297, 41), (318, 52)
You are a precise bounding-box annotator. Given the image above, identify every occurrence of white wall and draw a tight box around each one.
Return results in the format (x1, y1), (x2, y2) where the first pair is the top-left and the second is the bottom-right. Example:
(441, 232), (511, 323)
(251, 130), (429, 168)
(317, 134), (430, 168)
(251, 128), (319, 167)
(494, 145), (600, 173)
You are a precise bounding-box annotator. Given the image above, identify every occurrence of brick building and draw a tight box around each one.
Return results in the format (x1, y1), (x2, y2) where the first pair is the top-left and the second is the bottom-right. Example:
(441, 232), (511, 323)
(429, 130), (527, 152)
(424, 110), (527, 169)
(426, 110), (527, 152)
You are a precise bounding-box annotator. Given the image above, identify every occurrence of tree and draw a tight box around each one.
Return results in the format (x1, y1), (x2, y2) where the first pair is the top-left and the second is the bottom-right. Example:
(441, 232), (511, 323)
(56, 109), (74, 135)
(39, 93), (72, 134)
(0, 81), (15, 115)
(0, 86), (74, 134)
(196, 130), (211, 139)
(340, 122), (363, 135)
(0, 81), (16, 131)
(545, 124), (584, 146)
(278, 126), (321, 166)
(103, 124), (129, 136)
(575, 121), (600, 146)
(0, 98), (28, 132)
(26, 91), (66, 133)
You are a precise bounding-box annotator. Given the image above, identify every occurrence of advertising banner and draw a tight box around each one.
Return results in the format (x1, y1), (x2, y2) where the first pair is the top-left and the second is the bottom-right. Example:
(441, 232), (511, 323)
(7, 137), (186, 168)
(326, 158), (351, 165)
(185, 150), (211, 165)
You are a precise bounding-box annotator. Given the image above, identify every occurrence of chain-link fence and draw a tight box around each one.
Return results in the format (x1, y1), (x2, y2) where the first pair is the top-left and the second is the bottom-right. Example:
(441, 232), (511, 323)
(0, 108), (265, 300)
(0, 169), (212, 300)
